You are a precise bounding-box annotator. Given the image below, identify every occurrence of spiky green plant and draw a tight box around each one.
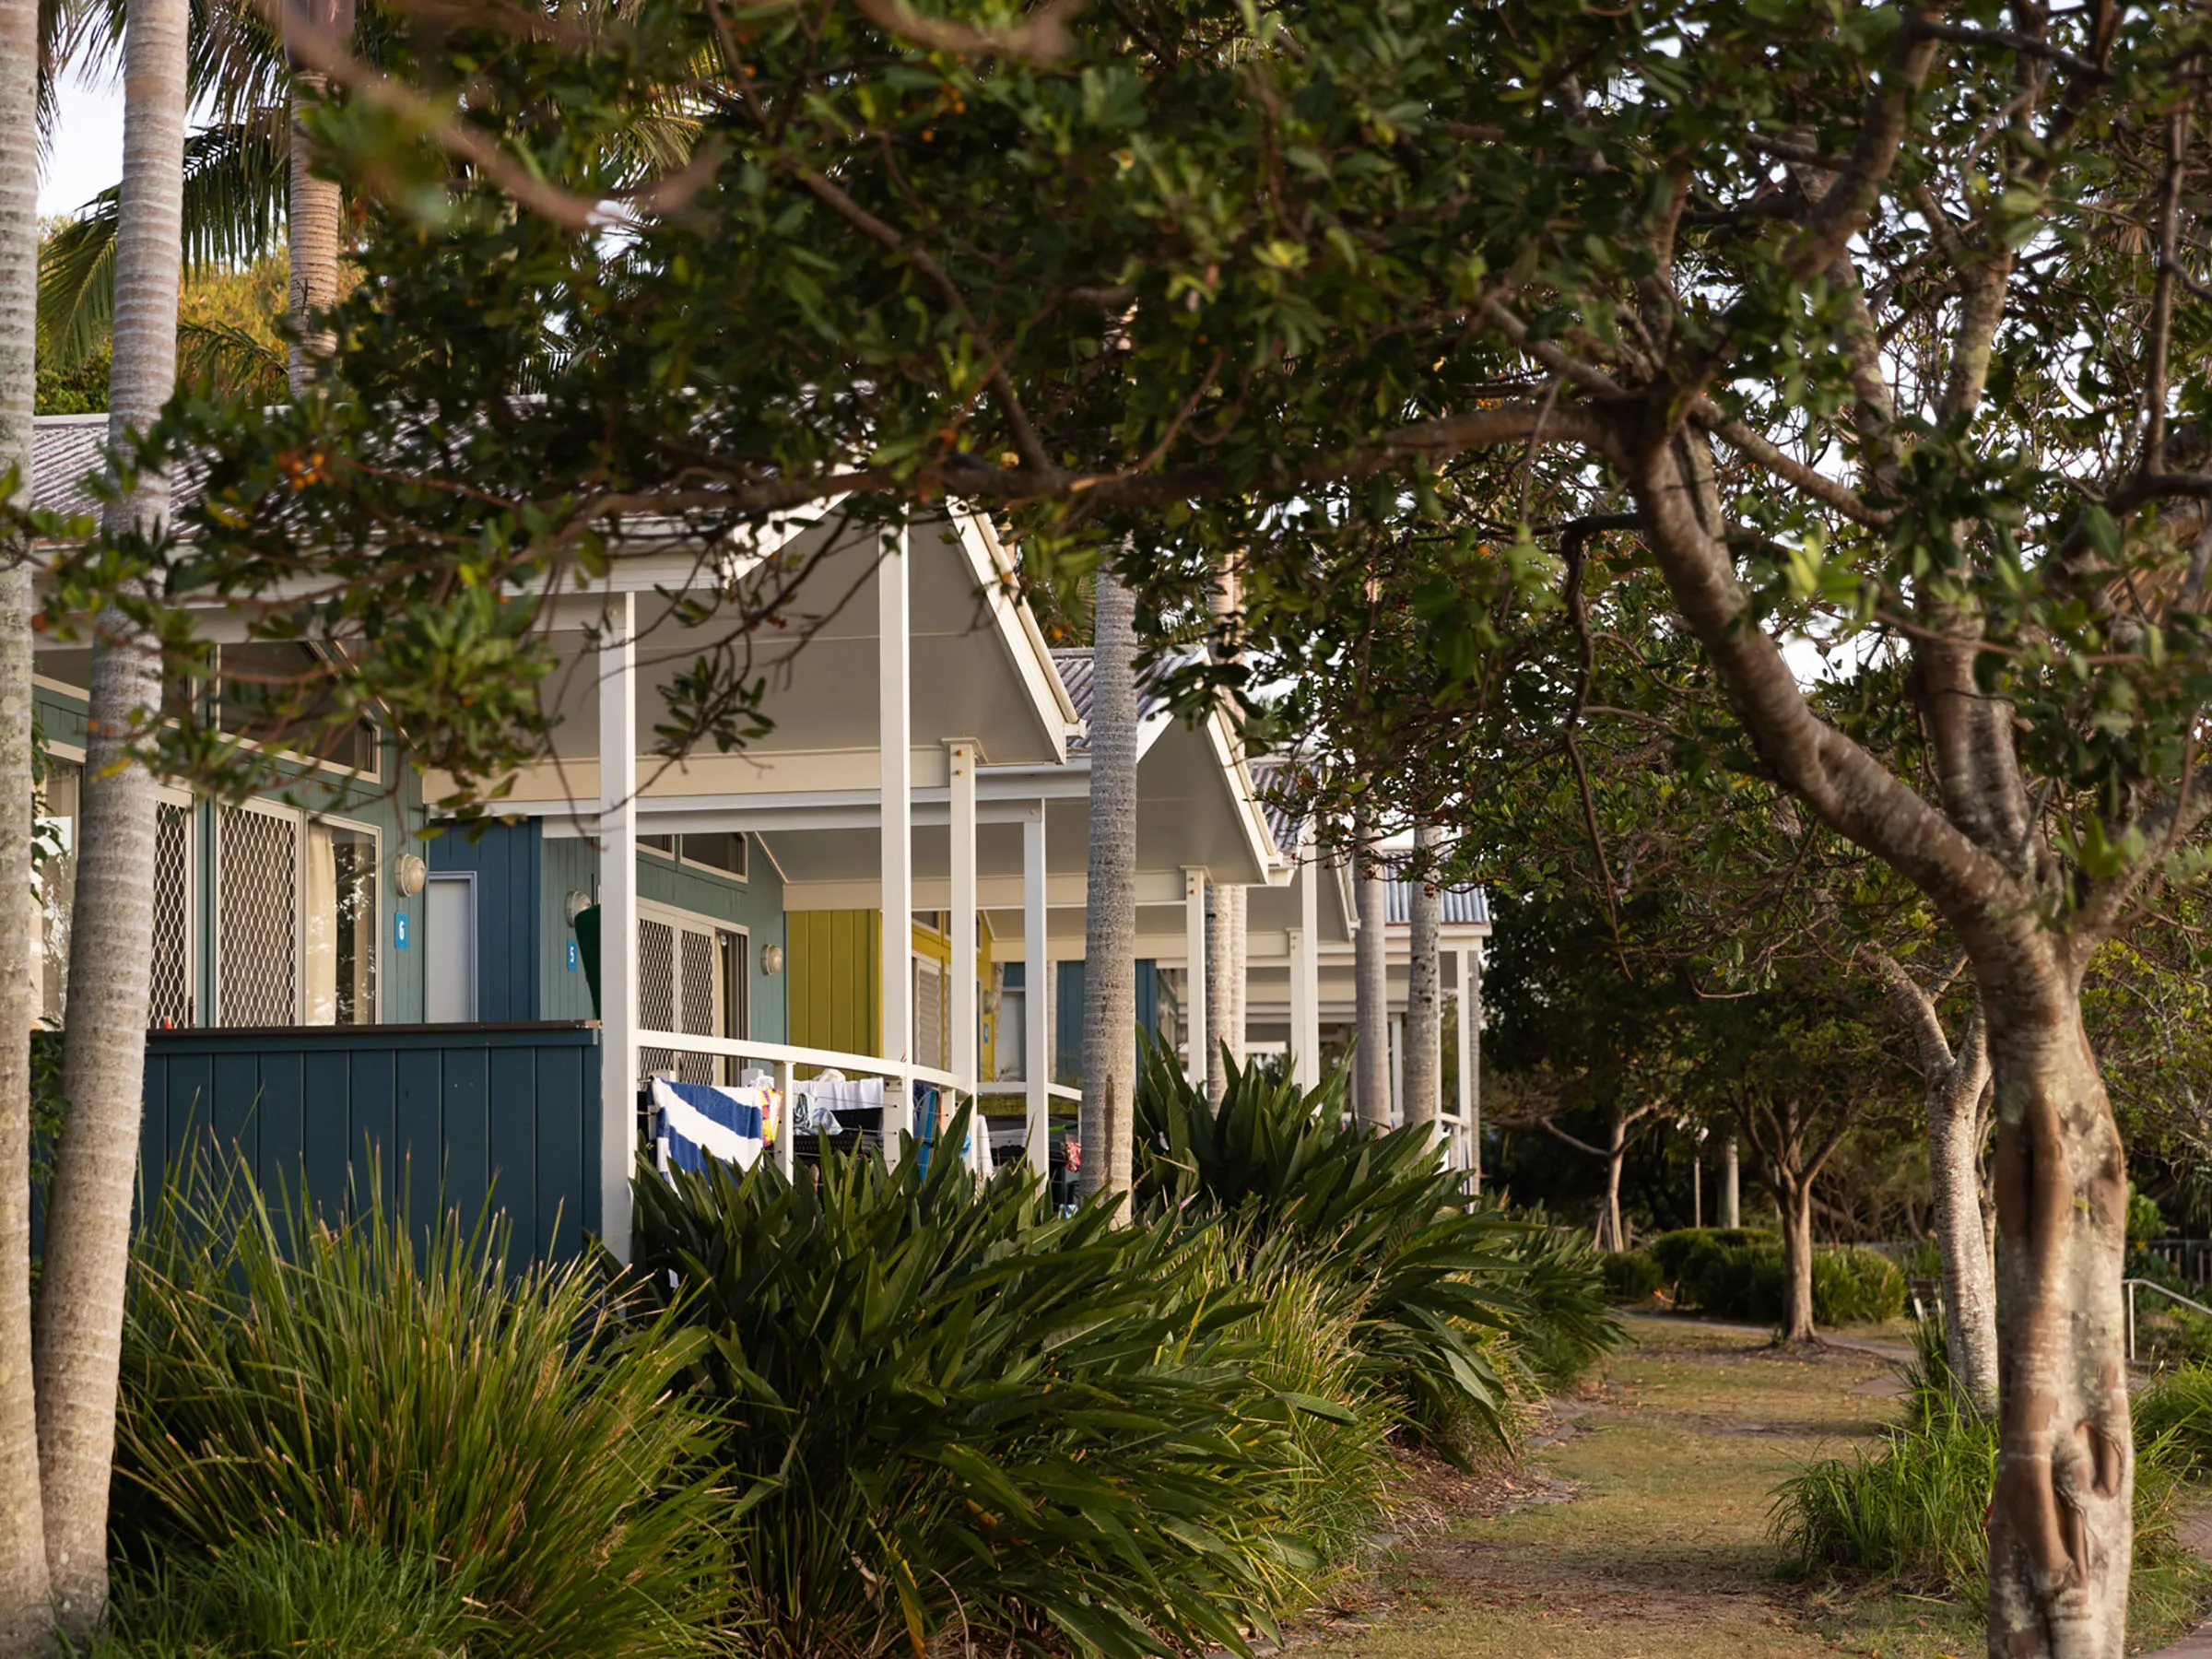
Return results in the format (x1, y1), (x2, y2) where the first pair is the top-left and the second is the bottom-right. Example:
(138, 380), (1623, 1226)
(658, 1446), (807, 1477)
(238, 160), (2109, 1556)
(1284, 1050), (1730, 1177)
(113, 1157), (730, 1659)
(632, 1110), (1371, 1659)
(1133, 1037), (1618, 1439)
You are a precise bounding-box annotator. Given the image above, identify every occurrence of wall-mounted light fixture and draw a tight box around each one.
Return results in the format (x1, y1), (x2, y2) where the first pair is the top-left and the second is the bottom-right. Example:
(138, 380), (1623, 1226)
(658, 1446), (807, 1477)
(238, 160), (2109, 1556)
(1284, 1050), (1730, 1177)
(760, 943), (785, 976)
(392, 853), (429, 898)
(564, 890), (594, 927)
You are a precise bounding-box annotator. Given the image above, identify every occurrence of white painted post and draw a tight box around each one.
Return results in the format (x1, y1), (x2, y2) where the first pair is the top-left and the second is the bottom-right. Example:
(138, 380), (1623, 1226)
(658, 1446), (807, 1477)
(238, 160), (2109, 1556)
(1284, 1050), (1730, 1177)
(1389, 1011), (1405, 1127)
(1454, 948), (1474, 1175)
(1023, 802), (1048, 1177)
(948, 740), (978, 1164)
(776, 1057), (794, 1177)
(597, 590), (639, 1259)
(879, 525), (912, 1160)
(1467, 944), (1483, 1190)
(1182, 867), (1208, 1085)
(1295, 830), (1322, 1092)
(1286, 926), (1308, 1091)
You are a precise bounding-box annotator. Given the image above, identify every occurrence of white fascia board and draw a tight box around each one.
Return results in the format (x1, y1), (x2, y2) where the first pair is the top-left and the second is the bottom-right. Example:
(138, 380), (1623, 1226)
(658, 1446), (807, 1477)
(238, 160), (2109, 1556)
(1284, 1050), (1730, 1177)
(949, 509), (1080, 744)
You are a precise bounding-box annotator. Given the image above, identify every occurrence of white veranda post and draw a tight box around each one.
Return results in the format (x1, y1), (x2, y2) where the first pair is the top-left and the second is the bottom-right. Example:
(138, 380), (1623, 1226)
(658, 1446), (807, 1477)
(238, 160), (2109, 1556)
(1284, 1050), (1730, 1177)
(1295, 829), (1322, 1092)
(1183, 867), (1207, 1084)
(597, 590), (639, 1260)
(1460, 946), (1481, 1186)
(948, 739), (978, 1163)
(879, 525), (912, 1154)
(1389, 1012), (1405, 1127)
(1023, 802), (1049, 1175)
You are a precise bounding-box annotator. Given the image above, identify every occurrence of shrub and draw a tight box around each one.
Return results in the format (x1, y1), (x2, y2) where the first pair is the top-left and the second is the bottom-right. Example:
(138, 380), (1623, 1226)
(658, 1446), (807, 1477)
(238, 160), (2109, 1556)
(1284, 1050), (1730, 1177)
(90, 1531), (468, 1659)
(1813, 1247), (1907, 1325)
(632, 1112), (1381, 1659)
(1655, 1231), (1901, 1326)
(1131, 1039), (1618, 1436)
(114, 1161), (727, 1659)
(1601, 1250), (1665, 1304)
(1647, 1226), (1776, 1287)
(2137, 1363), (2212, 1477)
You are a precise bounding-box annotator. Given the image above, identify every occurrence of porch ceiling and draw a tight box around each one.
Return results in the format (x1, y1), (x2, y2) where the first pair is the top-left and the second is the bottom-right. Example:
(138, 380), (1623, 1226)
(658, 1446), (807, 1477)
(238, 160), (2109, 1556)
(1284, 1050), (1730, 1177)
(423, 511), (1073, 805)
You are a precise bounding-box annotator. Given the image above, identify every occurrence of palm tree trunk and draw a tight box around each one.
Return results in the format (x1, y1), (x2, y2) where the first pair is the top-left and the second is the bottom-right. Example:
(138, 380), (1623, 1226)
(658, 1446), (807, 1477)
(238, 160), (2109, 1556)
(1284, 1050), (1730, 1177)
(0, 0), (53, 1643)
(1404, 823), (1441, 1141)
(1205, 877), (1232, 1103)
(282, 0), (353, 394)
(1353, 806), (1389, 1133)
(32, 0), (186, 1630)
(1077, 568), (1137, 1204)
(1225, 883), (1245, 1069)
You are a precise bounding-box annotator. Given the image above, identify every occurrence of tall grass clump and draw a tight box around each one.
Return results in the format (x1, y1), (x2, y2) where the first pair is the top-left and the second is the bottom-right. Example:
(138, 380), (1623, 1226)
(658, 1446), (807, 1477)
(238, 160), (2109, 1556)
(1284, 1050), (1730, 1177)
(632, 1108), (1380, 1659)
(1777, 1329), (2191, 1599)
(89, 1530), (470, 1659)
(113, 1155), (729, 1659)
(1132, 1040), (1619, 1450)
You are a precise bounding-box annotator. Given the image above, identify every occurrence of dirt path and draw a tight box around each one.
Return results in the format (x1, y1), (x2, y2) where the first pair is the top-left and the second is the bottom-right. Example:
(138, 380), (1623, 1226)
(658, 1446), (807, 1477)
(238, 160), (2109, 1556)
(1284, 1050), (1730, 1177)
(1312, 1318), (2197, 1659)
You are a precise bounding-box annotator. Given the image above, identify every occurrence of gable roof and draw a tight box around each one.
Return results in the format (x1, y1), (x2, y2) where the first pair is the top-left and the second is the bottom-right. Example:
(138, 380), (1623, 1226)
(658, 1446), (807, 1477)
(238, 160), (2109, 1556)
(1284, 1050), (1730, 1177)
(1049, 647), (1182, 752)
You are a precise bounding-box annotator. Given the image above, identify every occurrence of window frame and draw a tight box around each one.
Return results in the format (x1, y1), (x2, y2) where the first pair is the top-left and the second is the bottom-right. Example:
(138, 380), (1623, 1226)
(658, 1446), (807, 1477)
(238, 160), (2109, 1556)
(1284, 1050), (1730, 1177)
(213, 797), (382, 1027)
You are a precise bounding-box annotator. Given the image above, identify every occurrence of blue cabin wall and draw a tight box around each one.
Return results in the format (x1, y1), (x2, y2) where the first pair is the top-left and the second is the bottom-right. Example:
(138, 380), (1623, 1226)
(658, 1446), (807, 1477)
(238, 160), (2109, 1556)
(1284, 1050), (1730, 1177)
(442, 825), (788, 1040)
(1052, 958), (1160, 1085)
(428, 818), (543, 1022)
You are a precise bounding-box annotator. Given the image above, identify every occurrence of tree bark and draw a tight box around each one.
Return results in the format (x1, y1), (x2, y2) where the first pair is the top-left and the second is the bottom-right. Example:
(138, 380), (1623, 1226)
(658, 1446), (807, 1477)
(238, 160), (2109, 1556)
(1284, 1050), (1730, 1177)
(1225, 883), (1245, 1071)
(1404, 823), (1441, 1141)
(282, 0), (353, 394)
(33, 0), (185, 1625)
(1204, 877), (1233, 1104)
(1077, 569), (1137, 1204)
(1353, 807), (1390, 1132)
(1984, 981), (2131, 1659)
(1780, 1176), (1816, 1343)
(0, 0), (53, 1640)
(1600, 1116), (1627, 1252)
(1871, 953), (2000, 1415)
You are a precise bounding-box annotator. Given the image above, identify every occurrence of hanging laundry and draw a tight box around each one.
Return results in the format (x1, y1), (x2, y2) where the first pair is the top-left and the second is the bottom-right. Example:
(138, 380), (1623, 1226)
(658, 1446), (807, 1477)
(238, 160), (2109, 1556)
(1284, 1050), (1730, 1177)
(654, 1077), (770, 1174)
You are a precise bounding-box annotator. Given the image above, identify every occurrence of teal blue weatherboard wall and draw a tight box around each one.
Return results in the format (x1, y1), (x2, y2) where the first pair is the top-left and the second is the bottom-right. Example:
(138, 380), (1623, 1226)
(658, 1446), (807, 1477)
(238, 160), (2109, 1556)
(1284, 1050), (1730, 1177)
(30, 1025), (605, 1264)
(1052, 959), (1159, 1086)
(446, 825), (787, 1038)
(35, 684), (429, 1026)
(428, 818), (543, 1022)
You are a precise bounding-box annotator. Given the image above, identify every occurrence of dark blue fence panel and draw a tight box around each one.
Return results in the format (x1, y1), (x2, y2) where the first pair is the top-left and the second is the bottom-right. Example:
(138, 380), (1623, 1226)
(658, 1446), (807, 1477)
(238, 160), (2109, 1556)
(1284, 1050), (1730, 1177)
(136, 1023), (602, 1260)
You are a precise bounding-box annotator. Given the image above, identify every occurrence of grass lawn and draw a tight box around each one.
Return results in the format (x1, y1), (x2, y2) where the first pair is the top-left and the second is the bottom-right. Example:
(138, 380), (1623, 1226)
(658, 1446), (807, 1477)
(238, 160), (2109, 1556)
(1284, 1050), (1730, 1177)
(1319, 1318), (2209, 1659)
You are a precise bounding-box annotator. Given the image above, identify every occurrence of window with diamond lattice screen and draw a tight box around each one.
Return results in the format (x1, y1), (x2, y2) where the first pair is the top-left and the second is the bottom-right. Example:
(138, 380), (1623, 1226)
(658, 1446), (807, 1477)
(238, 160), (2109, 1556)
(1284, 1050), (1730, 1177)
(640, 918), (677, 1077)
(219, 808), (298, 1024)
(149, 803), (193, 1027)
(677, 928), (720, 1084)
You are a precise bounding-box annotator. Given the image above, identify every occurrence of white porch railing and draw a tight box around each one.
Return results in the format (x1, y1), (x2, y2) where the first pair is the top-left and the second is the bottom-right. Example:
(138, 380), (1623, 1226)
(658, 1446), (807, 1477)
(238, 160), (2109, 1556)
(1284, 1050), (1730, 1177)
(634, 1029), (1065, 1177)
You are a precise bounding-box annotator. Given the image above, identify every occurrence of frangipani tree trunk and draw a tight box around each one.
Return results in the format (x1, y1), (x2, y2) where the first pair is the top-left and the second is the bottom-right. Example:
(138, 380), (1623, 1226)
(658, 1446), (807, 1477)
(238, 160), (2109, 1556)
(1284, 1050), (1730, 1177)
(1077, 569), (1137, 1204)
(31, 0), (185, 1630)
(0, 0), (53, 1645)
(1872, 952), (1999, 1414)
(1352, 806), (1389, 1132)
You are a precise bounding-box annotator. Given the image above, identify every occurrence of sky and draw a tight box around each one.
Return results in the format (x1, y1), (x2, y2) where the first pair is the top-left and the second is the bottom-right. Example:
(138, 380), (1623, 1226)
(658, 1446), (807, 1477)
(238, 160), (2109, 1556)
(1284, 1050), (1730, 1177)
(39, 66), (129, 222)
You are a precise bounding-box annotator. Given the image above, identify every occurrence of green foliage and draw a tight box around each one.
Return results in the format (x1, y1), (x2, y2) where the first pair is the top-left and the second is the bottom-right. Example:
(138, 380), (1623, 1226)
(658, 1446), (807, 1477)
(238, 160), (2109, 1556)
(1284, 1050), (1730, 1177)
(1601, 1250), (1665, 1304)
(88, 1531), (469, 1659)
(115, 1161), (729, 1659)
(1653, 1230), (1900, 1328)
(2129, 1184), (2167, 1245)
(1133, 1039), (1618, 1434)
(2134, 1364), (2212, 1481)
(1776, 1394), (2191, 1600)
(631, 1112), (1379, 1659)
(1812, 1249), (1908, 1327)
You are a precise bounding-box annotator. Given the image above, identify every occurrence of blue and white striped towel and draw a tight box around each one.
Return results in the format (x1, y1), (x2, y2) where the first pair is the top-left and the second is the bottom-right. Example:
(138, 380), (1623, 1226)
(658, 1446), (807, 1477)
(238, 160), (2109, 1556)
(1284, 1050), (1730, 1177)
(654, 1077), (767, 1174)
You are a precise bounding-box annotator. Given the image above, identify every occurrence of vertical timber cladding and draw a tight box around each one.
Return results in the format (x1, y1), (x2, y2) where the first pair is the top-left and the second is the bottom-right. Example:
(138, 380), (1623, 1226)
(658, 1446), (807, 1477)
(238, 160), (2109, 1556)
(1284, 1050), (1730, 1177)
(138, 1025), (605, 1262)
(783, 910), (994, 1073)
